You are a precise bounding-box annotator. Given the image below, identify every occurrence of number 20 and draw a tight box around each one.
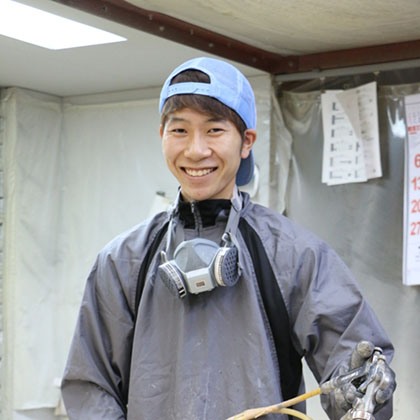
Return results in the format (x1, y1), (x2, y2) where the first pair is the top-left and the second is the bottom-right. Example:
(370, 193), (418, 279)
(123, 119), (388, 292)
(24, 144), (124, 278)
(411, 199), (420, 213)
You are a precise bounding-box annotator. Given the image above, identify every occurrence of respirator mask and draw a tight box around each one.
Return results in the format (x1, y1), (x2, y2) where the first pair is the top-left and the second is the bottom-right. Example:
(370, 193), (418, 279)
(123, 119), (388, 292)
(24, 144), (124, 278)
(158, 191), (243, 299)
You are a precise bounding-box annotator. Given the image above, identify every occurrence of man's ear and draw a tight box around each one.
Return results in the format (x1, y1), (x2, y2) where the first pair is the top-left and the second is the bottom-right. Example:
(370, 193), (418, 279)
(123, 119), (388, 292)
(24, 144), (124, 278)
(159, 124), (164, 138)
(241, 129), (257, 159)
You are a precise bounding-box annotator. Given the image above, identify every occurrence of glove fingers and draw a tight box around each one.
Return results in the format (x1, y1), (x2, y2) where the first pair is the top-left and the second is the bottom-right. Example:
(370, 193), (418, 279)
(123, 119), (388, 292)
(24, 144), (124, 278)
(350, 341), (375, 369)
(334, 388), (350, 411)
(334, 383), (357, 411)
(344, 384), (358, 404)
(376, 386), (394, 405)
(376, 366), (396, 405)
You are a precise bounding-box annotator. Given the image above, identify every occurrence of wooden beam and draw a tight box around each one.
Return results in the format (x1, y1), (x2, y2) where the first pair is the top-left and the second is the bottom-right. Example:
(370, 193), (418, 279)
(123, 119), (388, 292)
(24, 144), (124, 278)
(296, 40), (420, 73)
(51, 0), (420, 75)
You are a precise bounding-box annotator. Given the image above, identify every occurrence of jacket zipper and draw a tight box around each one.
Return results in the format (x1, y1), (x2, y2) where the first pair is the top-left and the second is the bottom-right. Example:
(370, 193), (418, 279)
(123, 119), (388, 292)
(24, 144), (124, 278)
(190, 201), (202, 236)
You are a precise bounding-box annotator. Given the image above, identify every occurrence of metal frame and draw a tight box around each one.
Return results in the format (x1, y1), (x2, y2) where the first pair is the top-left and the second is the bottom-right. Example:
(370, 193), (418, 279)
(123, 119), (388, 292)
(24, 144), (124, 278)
(52, 0), (420, 74)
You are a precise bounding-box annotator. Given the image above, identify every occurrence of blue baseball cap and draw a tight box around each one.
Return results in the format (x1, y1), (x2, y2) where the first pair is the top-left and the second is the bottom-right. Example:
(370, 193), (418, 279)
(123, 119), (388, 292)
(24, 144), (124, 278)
(159, 57), (256, 186)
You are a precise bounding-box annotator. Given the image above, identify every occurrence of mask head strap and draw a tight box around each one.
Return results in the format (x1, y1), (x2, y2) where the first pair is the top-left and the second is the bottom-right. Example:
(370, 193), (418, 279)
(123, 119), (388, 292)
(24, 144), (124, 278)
(220, 187), (244, 276)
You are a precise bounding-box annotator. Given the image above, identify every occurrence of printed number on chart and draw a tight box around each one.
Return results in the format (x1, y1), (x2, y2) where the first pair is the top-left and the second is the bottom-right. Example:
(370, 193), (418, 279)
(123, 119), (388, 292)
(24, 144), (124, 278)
(412, 177), (420, 191)
(412, 199), (420, 213)
(411, 221), (420, 236)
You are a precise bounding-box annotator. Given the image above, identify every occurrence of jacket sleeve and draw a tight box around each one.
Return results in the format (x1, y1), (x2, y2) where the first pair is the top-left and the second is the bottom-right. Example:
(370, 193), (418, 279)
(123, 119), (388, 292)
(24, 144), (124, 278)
(288, 240), (394, 420)
(61, 250), (136, 420)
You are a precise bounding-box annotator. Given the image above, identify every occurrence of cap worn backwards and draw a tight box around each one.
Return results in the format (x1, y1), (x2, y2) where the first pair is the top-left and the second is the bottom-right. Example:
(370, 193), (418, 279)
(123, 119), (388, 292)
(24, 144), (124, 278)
(159, 57), (256, 186)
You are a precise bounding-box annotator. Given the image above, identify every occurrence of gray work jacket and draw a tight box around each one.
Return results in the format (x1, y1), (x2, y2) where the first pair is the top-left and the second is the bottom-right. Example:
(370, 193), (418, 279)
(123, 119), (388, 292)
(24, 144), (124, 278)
(61, 192), (393, 420)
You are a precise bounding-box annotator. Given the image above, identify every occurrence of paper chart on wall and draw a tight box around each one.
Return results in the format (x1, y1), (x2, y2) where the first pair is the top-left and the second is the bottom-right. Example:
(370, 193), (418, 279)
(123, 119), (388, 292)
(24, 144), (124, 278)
(321, 82), (382, 186)
(403, 93), (420, 286)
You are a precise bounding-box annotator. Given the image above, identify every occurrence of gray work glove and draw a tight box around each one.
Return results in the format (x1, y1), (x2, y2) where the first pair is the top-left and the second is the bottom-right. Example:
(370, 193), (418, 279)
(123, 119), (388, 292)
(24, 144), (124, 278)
(333, 341), (396, 413)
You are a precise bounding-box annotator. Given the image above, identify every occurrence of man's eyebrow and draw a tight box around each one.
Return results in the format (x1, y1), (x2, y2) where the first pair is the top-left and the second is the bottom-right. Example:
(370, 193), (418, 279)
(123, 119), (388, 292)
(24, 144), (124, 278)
(166, 116), (227, 123)
(167, 116), (187, 123)
(206, 117), (228, 123)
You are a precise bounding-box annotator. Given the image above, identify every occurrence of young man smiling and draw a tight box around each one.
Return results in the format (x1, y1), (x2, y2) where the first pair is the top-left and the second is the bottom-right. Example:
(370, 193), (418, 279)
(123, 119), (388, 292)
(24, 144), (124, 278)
(62, 57), (395, 420)
(160, 107), (256, 201)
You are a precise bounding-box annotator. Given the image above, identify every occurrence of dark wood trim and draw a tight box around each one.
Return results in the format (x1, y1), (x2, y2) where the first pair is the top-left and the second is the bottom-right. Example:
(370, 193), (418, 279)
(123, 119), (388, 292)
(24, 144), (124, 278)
(296, 40), (420, 73)
(52, 0), (420, 74)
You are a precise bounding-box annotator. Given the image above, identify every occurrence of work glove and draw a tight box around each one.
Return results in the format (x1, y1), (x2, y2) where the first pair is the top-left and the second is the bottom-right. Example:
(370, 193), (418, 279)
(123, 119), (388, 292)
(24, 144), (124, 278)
(333, 341), (396, 414)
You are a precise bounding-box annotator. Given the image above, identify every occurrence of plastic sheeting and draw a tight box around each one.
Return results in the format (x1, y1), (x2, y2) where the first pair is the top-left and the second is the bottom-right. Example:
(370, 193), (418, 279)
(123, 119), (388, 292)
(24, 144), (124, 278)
(277, 74), (420, 419)
(1, 74), (274, 418)
(1, 88), (174, 414)
(2, 88), (64, 411)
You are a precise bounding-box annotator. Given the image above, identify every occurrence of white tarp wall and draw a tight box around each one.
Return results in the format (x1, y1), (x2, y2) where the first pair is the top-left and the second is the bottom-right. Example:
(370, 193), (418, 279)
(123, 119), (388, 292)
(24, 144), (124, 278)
(1, 75), (273, 420)
(2, 89), (64, 417)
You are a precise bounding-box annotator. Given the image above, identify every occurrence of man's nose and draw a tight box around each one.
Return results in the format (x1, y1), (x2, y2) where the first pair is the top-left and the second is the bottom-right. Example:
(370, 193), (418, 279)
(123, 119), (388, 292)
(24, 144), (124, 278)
(184, 132), (212, 159)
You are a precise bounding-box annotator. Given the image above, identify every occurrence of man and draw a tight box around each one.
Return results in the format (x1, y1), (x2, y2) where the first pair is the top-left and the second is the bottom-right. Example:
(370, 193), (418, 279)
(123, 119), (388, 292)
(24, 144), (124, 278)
(61, 57), (395, 420)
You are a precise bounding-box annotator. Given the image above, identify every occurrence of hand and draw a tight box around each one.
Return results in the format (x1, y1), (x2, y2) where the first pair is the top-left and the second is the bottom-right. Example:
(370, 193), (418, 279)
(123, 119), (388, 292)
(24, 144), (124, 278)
(333, 341), (396, 412)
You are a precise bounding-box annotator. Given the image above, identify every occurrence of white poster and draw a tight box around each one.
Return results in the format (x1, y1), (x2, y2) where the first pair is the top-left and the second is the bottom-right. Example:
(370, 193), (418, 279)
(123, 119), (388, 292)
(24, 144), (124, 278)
(321, 82), (381, 186)
(403, 94), (420, 286)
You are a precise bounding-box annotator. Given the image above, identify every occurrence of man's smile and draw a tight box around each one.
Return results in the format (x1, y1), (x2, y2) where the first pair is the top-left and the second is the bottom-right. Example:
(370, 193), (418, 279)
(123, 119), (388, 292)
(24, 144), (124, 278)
(183, 167), (217, 177)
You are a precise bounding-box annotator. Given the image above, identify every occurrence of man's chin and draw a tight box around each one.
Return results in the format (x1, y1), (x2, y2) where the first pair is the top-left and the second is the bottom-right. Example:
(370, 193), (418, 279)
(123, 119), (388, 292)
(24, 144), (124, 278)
(181, 186), (235, 202)
(180, 189), (211, 202)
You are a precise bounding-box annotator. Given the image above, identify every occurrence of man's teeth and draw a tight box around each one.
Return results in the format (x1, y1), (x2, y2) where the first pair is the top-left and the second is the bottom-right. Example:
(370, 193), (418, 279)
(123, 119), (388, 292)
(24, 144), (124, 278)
(185, 168), (214, 177)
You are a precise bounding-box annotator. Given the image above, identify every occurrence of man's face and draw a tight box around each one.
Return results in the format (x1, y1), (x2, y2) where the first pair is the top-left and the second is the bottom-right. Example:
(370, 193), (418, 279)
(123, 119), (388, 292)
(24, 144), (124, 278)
(160, 107), (256, 202)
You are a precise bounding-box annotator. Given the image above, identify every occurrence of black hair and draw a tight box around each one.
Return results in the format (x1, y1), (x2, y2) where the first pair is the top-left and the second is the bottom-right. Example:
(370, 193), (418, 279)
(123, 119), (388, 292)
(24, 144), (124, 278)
(160, 70), (247, 138)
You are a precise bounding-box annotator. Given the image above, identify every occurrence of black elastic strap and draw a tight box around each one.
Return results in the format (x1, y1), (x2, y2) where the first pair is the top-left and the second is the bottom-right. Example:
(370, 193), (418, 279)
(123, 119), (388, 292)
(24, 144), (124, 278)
(123, 222), (169, 407)
(134, 221), (169, 319)
(239, 219), (303, 409)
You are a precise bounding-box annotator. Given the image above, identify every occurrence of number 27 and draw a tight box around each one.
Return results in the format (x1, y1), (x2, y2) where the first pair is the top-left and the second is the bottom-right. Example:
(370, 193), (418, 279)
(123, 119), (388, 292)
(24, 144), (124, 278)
(411, 221), (420, 235)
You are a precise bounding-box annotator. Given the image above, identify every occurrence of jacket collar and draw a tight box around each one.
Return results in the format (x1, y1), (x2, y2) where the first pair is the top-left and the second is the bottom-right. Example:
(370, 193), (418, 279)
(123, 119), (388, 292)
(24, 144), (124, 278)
(178, 198), (231, 228)
(172, 186), (245, 229)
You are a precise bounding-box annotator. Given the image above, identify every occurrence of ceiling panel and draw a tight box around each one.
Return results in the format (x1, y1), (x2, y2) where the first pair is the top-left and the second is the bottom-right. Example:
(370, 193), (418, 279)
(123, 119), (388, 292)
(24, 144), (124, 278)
(127, 0), (420, 54)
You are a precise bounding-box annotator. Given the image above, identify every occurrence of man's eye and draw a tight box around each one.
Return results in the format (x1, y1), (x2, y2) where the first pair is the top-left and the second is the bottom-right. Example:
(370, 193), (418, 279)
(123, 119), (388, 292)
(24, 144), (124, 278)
(170, 128), (186, 134)
(209, 128), (224, 133)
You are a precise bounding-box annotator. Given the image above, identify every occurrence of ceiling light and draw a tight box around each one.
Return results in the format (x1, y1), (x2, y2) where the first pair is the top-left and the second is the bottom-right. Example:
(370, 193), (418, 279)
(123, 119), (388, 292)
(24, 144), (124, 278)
(0, 0), (127, 50)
